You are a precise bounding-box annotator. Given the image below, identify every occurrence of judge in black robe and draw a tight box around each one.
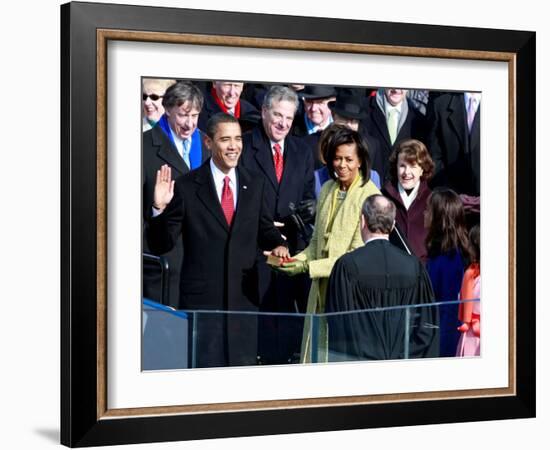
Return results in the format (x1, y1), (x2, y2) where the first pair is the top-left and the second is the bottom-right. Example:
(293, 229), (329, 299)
(325, 196), (439, 361)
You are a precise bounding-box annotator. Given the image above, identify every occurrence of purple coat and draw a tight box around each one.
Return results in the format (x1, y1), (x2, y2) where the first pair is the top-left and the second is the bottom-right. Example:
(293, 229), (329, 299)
(383, 180), (431, 263)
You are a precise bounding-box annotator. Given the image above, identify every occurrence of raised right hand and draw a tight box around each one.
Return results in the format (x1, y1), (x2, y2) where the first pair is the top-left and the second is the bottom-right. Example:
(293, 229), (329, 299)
(153, 164), (175, 211)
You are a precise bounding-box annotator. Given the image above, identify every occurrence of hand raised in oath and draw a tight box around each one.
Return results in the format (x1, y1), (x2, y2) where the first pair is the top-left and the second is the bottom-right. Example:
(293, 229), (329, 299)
(153, 164), (175, 212)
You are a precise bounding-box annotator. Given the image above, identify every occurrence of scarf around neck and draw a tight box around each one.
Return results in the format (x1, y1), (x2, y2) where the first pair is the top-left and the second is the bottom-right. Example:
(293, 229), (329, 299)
(157, 114), (203, 170)
(211, 87), (241, 118)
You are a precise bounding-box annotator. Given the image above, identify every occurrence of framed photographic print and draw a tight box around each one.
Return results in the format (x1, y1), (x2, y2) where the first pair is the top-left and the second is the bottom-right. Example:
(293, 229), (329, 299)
(61, 1), (535, 447)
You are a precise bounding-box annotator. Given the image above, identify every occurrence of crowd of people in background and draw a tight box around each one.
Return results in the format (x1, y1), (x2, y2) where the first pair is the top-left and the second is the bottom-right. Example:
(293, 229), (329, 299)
(142, 79), (482, 368)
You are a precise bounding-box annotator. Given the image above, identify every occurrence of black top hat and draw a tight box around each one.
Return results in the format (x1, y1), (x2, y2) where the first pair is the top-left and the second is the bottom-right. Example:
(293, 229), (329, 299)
(300, 85), (337, 100)
(328, 94), (367, 120)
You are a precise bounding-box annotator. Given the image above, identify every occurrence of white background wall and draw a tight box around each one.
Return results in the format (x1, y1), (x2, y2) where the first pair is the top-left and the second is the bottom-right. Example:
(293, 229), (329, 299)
(0, 0), (545, 449)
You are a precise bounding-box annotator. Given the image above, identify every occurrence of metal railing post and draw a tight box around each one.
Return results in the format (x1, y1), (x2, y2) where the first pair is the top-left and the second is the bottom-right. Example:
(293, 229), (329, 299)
(404, 306), (411, 359)
(191, 311), (198, 369)
(311, 314), (319, 363)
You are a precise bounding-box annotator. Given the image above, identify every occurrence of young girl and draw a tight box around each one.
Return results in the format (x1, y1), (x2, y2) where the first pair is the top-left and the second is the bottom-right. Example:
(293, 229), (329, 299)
(456, 225), (481, 356)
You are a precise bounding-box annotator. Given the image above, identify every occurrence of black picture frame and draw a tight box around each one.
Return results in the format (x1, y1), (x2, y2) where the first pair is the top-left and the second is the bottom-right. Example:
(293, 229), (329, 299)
(61, 1), (536, 447)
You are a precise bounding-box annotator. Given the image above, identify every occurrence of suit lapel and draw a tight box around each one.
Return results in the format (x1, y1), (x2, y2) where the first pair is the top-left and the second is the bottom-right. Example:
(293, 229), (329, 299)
(371, 104), (392, 147)
(446, 95), (467, 148)
(232, 167), (252, 228)
(153, 127), (189, 175)
(395, 102), (411, 142)
(195, 163), (230, 231)
(252, 128), (279, 190)
(279, 139), (295, 188)
(469, 106), (480, 151)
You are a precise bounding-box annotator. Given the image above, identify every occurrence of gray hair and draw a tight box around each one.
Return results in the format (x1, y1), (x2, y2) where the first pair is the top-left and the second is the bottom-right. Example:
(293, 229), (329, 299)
(162, 81), (204, 111)
(361, 195), (396, 234)
(262, 85), (299, 113)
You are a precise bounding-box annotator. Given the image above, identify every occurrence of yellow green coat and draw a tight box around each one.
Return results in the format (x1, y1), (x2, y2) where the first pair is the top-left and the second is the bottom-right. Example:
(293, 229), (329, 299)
(295, 177), (380, 362)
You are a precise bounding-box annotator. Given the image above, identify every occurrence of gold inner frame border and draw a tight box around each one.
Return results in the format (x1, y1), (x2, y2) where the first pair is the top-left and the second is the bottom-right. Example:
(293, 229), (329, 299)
(96, 28), (517, 420)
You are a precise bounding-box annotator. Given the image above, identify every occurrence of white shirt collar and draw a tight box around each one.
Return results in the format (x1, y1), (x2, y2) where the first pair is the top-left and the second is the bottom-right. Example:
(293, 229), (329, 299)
(377, 89), (404, 117)
(365, 236), (389, 245)
(210, 159), (238, 207)
(464, 92), (481, 110)
(210, 159), (237, 186)
(270, 140), (285, 154)
(169, 127), (191, 157)
(385, 101), (403, 118)
(398, 181), (421, 210)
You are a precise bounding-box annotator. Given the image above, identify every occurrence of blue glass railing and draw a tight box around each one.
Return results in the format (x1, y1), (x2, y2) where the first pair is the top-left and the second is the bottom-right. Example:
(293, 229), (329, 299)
(142, 298), (480, 370)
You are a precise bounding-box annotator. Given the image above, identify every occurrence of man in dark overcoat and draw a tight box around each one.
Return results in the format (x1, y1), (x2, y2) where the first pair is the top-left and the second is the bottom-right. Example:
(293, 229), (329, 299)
(426, 91), (481, 196)
(240, 85), (316, 364)
(361, 88), (427, 183)
(146, 113), (289, 368)
(142, 81), (209, 307)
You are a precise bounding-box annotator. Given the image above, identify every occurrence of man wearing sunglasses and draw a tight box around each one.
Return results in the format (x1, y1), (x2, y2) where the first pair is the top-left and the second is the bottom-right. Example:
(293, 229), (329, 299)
(147, 113), (289, 367)
(143, 80), (210, 308)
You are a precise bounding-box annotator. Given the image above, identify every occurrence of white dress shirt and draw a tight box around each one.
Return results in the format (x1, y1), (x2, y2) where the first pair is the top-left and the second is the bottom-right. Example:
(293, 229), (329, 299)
(464, 92), (482, 115)
(270, 140), (285, 157)
(169, 127), (191, 160)
(384, 101), (403, 123)
(210, 159), (238, 209)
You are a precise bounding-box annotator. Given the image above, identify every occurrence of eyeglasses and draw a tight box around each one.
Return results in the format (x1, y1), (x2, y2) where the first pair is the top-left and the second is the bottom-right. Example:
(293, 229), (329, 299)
(143, 93), (163, 101)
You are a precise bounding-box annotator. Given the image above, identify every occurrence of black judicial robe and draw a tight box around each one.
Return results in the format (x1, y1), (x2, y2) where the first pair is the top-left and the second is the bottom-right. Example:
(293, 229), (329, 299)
(325, 239), (439, 361)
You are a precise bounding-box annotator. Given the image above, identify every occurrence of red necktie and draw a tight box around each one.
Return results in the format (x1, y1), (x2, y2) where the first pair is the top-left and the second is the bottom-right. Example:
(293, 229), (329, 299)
(221, 176), (234, 225)
(273, 143), (283, 183)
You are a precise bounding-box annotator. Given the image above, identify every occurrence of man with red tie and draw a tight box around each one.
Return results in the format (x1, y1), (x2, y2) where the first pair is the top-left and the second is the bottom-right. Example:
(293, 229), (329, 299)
(147, 113), (289, 368)
(240, 85), (316, 364)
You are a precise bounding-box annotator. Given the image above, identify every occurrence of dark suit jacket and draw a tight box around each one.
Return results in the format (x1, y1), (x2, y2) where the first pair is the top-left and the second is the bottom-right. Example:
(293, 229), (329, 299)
(146, 161), (286, 367)
(326, 239), (439, 361)
(362, 96), (426, 183)
(290, 112), (324, 169)
(240, 126), (315, 254)
(426, 93), (480, 196)
(142, 125), (209, 307)
(197, 91), (259, 132)
(240, 126), (316, 362)
(142, 125), (209, 220)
